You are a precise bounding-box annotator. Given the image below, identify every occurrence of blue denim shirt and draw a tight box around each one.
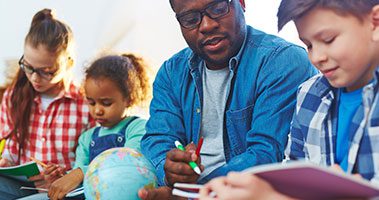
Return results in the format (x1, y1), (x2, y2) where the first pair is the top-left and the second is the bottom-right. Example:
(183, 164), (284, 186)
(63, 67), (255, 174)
(141, 26), (318, 185)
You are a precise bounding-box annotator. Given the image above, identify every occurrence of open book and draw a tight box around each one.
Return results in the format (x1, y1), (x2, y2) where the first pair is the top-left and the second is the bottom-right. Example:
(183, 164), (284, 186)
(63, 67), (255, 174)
(20, 186), (84, 197)
(0, 161), (39, 178)
(173, 161), (379, 199)
(243, 161), (379, 200)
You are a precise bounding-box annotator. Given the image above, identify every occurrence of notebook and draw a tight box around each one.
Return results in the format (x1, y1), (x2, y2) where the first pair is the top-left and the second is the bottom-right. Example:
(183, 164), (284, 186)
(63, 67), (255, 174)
(0, 161), (39, 178)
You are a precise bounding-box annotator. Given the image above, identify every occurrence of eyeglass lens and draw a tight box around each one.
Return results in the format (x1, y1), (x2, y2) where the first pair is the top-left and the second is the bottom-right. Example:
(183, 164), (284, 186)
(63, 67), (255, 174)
(177, 0), (230, 29)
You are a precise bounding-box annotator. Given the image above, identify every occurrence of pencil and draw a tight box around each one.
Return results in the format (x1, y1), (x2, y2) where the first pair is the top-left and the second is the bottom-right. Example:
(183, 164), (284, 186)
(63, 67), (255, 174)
(195, 137), (204, 157)
(0, 139), (5, 159)
(30, 157), (48, 169)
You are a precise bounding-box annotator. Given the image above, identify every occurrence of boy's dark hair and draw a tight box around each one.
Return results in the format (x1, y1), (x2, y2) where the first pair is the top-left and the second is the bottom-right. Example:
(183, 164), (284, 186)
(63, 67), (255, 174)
(277, 0), (379, 31)
(169, 0), (175, 11)
(85, 54), (151, 108)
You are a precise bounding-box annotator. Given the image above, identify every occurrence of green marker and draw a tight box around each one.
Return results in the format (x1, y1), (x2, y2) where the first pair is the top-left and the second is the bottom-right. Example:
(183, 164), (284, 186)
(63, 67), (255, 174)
(174, 141), (201, 175)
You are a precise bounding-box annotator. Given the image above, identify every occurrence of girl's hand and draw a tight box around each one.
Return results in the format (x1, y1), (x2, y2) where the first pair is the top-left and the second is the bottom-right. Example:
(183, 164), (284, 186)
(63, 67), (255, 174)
(28, 163), (66, 189)
(48, 168), (84, 200)
(44, 163), (66, 184)
(29, 173), (49, 189)
(0, 158), (11, 167)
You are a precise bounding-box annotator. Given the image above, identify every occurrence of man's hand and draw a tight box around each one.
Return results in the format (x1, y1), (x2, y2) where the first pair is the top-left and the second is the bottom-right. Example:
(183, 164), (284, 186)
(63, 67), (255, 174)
(164, 142), (203, 186)
(138, 186), (187, 200)
(138, 186), (173, 200)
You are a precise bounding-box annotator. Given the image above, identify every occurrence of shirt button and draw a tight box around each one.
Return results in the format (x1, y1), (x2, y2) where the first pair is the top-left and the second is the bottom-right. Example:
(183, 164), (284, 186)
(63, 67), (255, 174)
(196, 108), (201, 113)
(41, 137), (46, 142)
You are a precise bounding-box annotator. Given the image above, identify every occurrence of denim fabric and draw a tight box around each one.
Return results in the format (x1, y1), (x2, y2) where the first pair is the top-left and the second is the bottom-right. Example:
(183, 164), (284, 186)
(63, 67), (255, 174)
(88, 117), (138, 161)
(141, 25), (318, 185)
(0, 175), (36, 200)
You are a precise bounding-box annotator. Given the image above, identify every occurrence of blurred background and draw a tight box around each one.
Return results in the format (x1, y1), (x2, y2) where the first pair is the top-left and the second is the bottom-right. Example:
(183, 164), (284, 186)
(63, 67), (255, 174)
(0, 0), (301, 88)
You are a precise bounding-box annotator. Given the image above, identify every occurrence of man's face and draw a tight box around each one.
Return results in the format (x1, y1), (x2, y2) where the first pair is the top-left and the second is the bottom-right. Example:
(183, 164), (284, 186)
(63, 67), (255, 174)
(172, 0), (246, 70)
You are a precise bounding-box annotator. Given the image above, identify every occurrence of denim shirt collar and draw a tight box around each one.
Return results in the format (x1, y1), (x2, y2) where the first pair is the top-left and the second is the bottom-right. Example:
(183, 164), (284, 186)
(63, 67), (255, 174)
(188, 25), (248, 73)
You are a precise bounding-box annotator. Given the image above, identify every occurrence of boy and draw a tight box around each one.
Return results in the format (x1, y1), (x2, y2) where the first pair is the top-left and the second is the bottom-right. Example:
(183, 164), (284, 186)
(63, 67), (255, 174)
(199, 1), (379, 199)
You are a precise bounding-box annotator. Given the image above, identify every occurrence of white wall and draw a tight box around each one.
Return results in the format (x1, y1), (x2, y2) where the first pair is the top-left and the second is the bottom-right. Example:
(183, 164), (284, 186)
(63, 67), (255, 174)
(0, 0), (301, 86)
(245, 0), (302, 46)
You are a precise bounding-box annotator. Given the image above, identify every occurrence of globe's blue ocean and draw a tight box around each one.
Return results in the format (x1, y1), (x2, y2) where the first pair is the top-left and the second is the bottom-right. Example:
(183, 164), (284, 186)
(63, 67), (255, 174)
(84, 147), (157, 200)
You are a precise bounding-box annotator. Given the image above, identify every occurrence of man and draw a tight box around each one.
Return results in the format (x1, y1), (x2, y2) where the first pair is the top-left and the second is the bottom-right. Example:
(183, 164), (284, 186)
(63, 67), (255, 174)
(139, 0), (317, 198)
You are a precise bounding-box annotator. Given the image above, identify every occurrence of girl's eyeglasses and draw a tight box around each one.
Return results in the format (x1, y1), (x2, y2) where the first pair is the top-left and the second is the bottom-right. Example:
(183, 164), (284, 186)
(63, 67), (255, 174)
(18, 55), (58, 81)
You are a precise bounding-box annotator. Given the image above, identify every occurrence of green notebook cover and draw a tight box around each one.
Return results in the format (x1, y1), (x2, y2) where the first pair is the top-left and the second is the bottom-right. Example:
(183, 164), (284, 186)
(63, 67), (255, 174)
(0, 161), (40, 178)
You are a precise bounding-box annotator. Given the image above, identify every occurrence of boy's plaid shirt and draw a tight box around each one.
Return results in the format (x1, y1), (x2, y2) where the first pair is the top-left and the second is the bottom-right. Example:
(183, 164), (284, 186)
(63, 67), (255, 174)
(286, 69), (379, 184)
(0, 83), (95, 170)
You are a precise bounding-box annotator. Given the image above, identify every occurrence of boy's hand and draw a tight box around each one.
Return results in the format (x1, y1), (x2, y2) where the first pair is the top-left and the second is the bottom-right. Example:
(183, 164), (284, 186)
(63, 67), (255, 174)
(330, 164), (362, 179)
(330, 164), (344, 172)
(164, 143), (203, 186)
(48, 168), (84, 200)
(200, 172), (296, 200)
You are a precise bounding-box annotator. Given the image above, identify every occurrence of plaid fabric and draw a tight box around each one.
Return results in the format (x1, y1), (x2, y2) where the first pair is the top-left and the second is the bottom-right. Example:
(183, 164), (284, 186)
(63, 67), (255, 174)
(286, 69), (379, 182)
(0, 83), (95, 170)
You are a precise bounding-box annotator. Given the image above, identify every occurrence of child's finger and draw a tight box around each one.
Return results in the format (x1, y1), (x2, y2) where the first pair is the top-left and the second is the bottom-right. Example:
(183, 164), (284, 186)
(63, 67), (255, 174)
(45, 164), (65, 175)
(45, 163), (58, 170)
(45, 167), (57, 173)
(57, 168), (65, 176)
(0, 158), (9, 167)
(28, 174), (44, 182)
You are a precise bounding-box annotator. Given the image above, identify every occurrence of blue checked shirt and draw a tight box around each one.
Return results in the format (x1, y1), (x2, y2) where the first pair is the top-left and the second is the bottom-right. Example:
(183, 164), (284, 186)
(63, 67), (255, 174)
(286, 69), (379, 184)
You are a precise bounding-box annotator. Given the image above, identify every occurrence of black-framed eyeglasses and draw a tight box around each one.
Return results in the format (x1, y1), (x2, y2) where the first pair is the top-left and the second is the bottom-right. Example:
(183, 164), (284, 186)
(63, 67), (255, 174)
(176, 0), (232, 29)
(18, 55), (58, 80)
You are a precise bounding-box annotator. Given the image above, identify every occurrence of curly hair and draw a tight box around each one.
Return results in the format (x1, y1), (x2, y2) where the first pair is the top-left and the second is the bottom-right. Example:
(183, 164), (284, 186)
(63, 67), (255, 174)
(85, 53), (152, 108)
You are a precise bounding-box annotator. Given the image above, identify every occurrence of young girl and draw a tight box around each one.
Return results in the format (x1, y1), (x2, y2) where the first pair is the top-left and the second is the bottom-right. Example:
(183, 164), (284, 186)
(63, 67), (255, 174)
(47, 53), (152, 200)
(0, 9), (94, 199)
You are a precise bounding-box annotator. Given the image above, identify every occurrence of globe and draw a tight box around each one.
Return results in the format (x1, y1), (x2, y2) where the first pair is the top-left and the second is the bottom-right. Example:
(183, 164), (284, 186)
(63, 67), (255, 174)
(83, 147), (157, 200)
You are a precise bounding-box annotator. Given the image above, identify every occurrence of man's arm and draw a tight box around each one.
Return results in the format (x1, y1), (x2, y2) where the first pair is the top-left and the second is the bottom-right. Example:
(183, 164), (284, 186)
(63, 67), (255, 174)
(202, 45), (317, 182)
(141, 60), (194, 186)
